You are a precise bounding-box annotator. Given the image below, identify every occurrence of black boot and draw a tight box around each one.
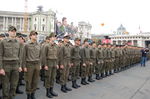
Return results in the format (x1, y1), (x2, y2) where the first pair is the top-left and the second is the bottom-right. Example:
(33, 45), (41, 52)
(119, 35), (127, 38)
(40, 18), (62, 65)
(74, 80), (81, 88)
(109, 71), (112, 75)
(27, 94), (31, 99)
(101, 73), (104, 78)
(96, 74), (100, 80)
(114, 69), (117, 73)
(105, 72), (108, 77)
(16, 85), (24, 94)
(72, 81), (78, 89)
(84, 78), (89, 84)
(31, 92), (36, 99)
(117, 68), (120, 72)
(81, 78), (86, 85)
(64, 84), (72, 91)
(61, 85), (67, 93)
(50, 87), (58, 97)
(88, 76), (95, 82)
(46, 88), (53, 98)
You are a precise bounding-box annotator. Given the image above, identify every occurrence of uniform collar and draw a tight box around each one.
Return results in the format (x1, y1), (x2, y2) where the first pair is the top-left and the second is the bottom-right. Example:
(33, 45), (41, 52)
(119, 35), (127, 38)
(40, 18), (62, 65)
(6, 38), (17, 42)
(50, 43), (55, 46)
(29, 41), (38, 44)
(64, 43), (69, 46)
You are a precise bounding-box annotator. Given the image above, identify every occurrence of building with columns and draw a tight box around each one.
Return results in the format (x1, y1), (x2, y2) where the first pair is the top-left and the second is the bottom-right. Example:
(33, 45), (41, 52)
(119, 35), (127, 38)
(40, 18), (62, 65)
(0, 11), (30, 33)
(110, 25), (150, 48)
(78, 21), (92, 39)
(0, 7), (56, 36)
(110, 34), (150, 47)
(116, 24), (129, 35)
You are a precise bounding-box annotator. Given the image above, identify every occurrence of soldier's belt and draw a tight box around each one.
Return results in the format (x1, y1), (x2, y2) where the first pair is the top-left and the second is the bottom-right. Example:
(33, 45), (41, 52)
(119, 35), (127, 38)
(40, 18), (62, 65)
(3, 60), (18, 64)
(26, 61), (40, 64)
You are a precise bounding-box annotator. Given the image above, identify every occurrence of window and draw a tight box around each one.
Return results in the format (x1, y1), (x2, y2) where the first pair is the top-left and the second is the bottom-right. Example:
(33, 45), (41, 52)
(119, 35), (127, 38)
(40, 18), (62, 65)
(133, 40), (137, 46)
(43, 18), (45, 22)
(42, 25), (45, 31)
(34, 24), (37, 30)
(17, 25), (20, 30)
(113, 41), (116, 45)
(35, 18), (37, 21)
(0, 24), (3, 30)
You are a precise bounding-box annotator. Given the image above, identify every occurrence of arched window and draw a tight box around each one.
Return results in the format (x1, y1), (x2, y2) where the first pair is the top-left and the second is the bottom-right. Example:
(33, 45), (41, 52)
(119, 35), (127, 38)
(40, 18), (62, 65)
(42, 25), (45, 31)
(34, 24), (37, 30)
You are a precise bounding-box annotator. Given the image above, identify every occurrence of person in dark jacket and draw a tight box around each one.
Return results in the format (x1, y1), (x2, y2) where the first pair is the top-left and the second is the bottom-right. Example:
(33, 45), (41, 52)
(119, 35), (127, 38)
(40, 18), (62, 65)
(141, 48), (149, 67)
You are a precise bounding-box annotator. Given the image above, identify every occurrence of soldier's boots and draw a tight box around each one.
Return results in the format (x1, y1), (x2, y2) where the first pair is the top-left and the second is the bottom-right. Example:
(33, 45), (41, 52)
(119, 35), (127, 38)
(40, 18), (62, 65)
(49, 87), (58, 97)
(31, 93), (36, 99)
(84, 78), (89, 85)
(72, 81), (78, 89)
(72, 80), (81, 89)
(61, 85), (67, 93)
(64, 84), (72, 91)
(109, 71), (113, 75)
(75, 82), (81, 88)
(81, 78), (87, 85)
(101, 73), (105, 78)
(88, 76), (95, 82)
(105, 72), (109, 77)
(46, 88), (53, 98)
(27, 94), (32, 99)
(96, 74), (101, 80)
(114, 69), (117, 73)
(16, 85), (24, 94)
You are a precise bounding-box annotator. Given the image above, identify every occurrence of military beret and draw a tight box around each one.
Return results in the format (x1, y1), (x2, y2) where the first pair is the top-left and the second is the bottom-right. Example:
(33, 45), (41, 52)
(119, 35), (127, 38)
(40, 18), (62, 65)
(45, 36), (50, 40)
(58, 40), (63, 43)
(0, 34), (5, 37)
(8, 26), (17, 32)
(29, 31), (38, 36)
(63, 35), (70, 39)
(49, 33), (56, 38)
(74, 38), (81, 41)
(84, 38), (89, 43)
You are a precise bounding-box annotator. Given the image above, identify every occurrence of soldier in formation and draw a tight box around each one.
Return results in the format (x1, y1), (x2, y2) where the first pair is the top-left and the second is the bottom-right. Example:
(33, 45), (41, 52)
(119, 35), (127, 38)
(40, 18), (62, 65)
(0, 25), (144, 99)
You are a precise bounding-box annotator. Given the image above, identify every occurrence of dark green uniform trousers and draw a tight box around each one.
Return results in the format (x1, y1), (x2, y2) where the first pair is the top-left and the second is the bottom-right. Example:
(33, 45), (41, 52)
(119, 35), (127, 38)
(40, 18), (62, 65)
(99, 60), (104, 74)
(102, 59), (107, 73)
(24, 62), (40, 94)
(59, 59), (70, 85)
(71, 60), (80, 81)
(81, 60), (90, 78)
(44, 60), (57, 88)
(2, 62), (19, 99)
(105, 59), (110, 72)
(89, 59), (96, 76)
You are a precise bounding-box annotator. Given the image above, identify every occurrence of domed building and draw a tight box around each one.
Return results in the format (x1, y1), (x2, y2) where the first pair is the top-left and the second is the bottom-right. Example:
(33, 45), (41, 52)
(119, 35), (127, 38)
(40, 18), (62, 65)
(116, 24), (129, 35)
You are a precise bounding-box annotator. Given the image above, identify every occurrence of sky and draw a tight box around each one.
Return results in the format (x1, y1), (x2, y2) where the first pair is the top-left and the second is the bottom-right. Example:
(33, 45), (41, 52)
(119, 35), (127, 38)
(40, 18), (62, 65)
(0, 0), (150, 34)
